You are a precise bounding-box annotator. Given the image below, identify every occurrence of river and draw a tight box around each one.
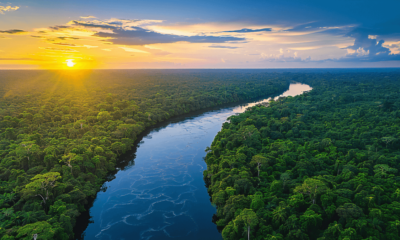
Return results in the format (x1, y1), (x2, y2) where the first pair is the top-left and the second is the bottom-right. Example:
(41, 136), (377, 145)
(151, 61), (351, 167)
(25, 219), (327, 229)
(76, 82), (312, 240)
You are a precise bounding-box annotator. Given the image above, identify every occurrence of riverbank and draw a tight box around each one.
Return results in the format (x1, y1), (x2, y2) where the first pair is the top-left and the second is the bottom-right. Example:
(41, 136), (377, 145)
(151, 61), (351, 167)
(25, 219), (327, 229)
(74, 82), (311, 240)
(0, 70), (291, 240)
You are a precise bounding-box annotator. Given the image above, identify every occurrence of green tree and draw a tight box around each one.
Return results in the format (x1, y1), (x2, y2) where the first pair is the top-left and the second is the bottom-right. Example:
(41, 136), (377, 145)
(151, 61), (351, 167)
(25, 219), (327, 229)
(294, 178), (328, 204)
(300, 209), (322, 231)
(97, 111), (111, 123)
(234, 208), (259, 240)
(16, 221), (55, 240)
(272, 202), (288, 224)
(22, 172), (61, 207)
(381, 137), (396, 148)
(336, 203), (363, 221)
(250, 155), (267, 178)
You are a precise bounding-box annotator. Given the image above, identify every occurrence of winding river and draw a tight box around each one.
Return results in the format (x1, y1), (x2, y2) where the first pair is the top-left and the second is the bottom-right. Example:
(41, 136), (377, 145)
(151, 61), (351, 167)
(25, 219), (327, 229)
(76, 83), (312, 240)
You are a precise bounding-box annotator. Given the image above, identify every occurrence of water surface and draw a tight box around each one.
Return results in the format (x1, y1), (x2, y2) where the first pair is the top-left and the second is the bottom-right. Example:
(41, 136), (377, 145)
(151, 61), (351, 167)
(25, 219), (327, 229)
(78, 83), (312, 240)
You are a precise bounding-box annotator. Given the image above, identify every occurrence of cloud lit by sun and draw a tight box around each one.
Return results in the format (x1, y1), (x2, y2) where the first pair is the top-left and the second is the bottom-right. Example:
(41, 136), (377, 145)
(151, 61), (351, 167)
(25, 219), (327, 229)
(66, 59), (76, 67)
(0, 0), (399, 69)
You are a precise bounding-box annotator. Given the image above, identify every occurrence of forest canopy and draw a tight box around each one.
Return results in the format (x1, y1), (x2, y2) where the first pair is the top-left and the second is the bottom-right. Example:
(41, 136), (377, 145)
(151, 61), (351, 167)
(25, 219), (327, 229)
(204, 71), (400, 240)
(0, 70), (288, 239)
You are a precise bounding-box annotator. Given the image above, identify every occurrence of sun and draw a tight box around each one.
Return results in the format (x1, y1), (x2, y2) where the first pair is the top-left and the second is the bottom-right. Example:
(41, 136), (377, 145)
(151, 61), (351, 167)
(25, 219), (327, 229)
(66, 59), (76, 68)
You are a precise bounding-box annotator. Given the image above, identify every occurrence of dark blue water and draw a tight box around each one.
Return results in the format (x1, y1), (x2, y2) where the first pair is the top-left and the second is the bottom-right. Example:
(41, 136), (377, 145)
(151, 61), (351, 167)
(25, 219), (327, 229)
(79, 83), (312, 240)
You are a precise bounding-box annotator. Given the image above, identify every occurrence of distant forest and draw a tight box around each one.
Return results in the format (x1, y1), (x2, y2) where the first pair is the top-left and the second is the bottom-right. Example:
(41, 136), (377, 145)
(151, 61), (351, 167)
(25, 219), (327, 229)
(204, 72), (400, 240)
(0, 70), (288, 239)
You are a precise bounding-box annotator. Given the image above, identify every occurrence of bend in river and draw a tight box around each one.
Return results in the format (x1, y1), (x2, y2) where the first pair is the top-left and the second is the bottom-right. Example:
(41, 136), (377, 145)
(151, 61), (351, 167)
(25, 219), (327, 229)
(75, 82), (312, 240)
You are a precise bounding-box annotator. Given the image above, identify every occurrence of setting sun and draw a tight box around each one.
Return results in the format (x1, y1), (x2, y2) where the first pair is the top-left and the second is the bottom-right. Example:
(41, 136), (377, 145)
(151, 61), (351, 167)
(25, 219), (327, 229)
(66, 59), (76, 67)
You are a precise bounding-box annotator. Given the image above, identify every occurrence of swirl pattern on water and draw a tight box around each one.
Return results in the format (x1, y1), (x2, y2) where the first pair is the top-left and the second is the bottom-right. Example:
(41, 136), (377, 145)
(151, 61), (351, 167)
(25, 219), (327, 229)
(81, 83), (312, 240)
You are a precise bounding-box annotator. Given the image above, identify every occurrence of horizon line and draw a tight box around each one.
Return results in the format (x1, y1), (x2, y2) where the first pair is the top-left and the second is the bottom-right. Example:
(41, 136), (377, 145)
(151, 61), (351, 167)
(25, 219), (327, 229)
(0, 67), (400, 70)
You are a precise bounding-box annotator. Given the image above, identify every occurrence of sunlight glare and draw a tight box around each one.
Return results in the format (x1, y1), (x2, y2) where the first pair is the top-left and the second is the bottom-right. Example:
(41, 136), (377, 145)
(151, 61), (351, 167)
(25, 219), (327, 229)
(66, 59), (76, 68)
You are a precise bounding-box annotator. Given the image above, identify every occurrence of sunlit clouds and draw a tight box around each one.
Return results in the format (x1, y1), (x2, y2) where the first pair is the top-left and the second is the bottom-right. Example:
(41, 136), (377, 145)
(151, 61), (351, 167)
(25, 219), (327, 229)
(0, 14), (400, 68)
(0, 5), (19, 14)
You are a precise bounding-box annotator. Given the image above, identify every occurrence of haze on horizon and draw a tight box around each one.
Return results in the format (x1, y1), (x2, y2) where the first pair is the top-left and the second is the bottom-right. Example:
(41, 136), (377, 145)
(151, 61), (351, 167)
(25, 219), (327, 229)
(1, 0), (400, 69)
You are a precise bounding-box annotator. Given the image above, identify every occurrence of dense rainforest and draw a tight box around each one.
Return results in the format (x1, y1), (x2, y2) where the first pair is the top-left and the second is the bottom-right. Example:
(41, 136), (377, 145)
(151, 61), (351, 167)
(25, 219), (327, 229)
(204, 72), (400, 240)
(0, 70), (289, 239)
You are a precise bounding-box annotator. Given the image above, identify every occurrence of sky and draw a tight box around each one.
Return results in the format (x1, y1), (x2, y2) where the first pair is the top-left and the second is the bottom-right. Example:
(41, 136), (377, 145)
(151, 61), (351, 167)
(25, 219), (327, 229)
(0, 0), (400, 69)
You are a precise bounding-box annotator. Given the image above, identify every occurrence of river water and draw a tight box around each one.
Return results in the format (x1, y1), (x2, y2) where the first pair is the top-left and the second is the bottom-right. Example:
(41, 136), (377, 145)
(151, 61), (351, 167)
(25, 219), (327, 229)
(77, 83), (312, 240)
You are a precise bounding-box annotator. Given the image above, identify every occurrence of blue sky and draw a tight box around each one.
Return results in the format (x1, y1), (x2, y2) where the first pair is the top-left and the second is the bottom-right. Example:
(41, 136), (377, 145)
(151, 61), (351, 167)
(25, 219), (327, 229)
(0, 0), (399, 68)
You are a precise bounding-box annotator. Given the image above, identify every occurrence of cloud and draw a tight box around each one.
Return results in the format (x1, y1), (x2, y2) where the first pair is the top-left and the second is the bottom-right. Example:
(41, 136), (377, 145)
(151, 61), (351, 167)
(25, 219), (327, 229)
(96, 27), (244, 45)
(223, 28), (272, 33)
(5, 14), (399, 67)
(69, 20), (118, 30)
(69, 19), (164, 30)
(69, 20), (245, 45)
(51, 36), (80, 41)
(80, 16), (96, 19)
(30, 35), (46, 39)
(0, 29), (27, 34)
(346, 31), (390, 56)
(0, 5), (19, 14)
(0, 58), (43, 61)
(283, 22), (352, 33)
(339, 30), (400, 61)
(52, 42), (77, 47)
(39, 47), (79, 52)
(330, 53), (400, 62)
(82, 45), (98, 49)
(209, 45), (239, 49)
(51, 42), (98, 48)
(119, 47), (149, 53)
(48, 25), (78, 31)
(348, 19), (400, 41)
(264, 55), (311, 62)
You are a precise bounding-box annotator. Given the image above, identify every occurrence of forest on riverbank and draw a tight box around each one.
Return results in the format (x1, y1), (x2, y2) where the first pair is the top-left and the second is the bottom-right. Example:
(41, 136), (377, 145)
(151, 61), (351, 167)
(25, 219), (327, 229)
(204, 72), (400, 240)
(0, 70), (288, 239)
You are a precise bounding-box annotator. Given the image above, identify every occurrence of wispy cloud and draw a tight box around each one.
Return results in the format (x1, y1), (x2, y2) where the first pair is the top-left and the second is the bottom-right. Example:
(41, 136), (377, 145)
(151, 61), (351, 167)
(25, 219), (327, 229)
(0, 57), (42, 61)
(95, 26), (244, 45)
(0, 5), (19, 14)
(1, 14), (399, 69)
(223, 28), (272, 33)
(52, 42), (98, 48)
(80, 16), (96, 19)
(209, 45), (239, 49)
(119, 47), (149, 53)
(67, 19), (245, 45)
(264, 55), (311, 62)
(39, 47), (79, 52)
(0, 29), (27, 34)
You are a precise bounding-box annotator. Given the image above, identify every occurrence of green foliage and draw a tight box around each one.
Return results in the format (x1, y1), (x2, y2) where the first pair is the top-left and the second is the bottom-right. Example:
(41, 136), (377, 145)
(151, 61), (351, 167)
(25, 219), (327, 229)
(204, 72), (400, 239)
(0, 70), (288, 238)
(16, 221), (55, 240)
